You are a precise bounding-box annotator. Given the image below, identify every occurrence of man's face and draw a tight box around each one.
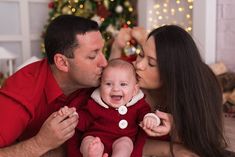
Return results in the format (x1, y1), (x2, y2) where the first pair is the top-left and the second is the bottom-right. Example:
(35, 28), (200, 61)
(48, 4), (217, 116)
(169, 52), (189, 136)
(67, 31), (107, 88)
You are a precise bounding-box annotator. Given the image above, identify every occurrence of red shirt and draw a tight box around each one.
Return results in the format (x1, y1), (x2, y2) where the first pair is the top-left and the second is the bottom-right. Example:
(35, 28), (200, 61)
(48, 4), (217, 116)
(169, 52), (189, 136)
(0, 59), (93, 147)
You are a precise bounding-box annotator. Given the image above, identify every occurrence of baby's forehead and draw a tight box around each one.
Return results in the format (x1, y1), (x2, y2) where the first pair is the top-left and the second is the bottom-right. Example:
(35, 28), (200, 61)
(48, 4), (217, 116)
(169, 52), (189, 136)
(104, 65), (134, 75)
(102, 66), (137, 82)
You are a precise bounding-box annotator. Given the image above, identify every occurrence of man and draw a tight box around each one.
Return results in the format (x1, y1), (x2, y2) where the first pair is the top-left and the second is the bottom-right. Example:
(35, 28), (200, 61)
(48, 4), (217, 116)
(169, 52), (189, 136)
(0, 15), (107, 156)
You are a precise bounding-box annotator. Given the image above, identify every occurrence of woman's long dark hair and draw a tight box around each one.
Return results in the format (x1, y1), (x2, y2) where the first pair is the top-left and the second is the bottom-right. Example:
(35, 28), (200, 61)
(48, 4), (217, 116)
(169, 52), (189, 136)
(149, 25), (227, 157)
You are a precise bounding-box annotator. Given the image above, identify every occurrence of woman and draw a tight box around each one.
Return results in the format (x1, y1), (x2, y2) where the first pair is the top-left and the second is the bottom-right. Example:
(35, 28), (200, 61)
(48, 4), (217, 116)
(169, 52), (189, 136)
(111, 25), (227, 157)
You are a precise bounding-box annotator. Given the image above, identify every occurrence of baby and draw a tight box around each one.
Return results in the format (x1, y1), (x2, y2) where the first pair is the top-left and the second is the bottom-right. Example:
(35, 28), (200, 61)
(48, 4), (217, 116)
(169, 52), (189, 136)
(58, 59), (161, 157)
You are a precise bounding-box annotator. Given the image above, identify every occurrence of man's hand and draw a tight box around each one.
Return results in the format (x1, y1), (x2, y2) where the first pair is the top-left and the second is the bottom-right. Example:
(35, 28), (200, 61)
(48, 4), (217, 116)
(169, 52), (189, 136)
(34, 107), (78, 152)
(0, 107), (78, 157)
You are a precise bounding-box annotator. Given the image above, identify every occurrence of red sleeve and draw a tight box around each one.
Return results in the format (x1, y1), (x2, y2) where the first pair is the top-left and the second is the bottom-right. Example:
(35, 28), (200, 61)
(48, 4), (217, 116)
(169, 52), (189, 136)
(66, 130), (83, 157)
(76, 109), (93, 131)
(131, 129), (147, 157)
(0, 94), (30, 147)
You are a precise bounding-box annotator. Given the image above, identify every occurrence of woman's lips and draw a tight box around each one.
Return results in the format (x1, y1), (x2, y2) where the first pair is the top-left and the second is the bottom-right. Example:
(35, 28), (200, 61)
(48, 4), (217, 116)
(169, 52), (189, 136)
(136, 73), (142, 81)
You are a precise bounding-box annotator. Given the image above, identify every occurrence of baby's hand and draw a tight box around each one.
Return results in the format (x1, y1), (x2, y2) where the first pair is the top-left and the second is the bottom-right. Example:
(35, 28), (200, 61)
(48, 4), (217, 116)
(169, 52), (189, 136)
(54, 106), (78, 118)
(142, 113), (161, 130)
(58, 106), (69, 116)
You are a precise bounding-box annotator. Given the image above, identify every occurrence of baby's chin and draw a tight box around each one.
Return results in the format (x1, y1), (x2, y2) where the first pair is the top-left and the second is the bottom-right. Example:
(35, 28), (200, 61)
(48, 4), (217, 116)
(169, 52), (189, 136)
(109, 102), (126, 109)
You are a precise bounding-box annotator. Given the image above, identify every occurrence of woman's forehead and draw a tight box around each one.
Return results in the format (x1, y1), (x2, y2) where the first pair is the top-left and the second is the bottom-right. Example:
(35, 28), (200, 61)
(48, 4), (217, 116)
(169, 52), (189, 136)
(144, 37), (157, 59)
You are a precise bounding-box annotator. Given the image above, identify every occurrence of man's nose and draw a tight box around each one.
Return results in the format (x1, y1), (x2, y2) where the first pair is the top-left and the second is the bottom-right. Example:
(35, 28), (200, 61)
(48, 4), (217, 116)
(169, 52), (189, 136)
(99, 53), (108, 67)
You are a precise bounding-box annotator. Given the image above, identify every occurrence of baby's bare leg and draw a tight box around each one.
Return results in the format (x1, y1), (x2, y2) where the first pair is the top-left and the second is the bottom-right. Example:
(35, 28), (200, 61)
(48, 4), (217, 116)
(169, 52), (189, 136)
(112, 136), (133, 157)
(80, 136), (104, 157)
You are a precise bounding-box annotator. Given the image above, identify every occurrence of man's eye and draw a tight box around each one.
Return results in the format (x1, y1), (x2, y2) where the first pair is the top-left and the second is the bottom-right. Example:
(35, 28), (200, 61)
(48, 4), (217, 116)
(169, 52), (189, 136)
(88, 55), (96, 59)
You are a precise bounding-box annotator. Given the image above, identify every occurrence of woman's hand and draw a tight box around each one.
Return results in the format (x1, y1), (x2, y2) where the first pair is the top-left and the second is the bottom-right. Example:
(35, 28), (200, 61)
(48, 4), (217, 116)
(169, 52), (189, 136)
(110, 28), (132, 60)
(140, 110), (173, 137)
(131, 27), (148, 46)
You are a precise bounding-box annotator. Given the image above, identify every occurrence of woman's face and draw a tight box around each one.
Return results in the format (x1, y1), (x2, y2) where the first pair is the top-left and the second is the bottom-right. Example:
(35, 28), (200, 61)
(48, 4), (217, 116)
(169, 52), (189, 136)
(134, 36), (161, 89)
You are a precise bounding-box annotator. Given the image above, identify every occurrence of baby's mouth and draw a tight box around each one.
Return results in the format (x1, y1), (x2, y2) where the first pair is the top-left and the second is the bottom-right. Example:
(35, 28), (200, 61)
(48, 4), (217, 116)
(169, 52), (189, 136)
(111, 95), (122, 101)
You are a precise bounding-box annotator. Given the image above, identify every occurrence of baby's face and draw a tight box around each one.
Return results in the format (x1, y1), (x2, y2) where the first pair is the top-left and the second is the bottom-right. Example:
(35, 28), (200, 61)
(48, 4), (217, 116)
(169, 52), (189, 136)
(100, 67), (138, 108)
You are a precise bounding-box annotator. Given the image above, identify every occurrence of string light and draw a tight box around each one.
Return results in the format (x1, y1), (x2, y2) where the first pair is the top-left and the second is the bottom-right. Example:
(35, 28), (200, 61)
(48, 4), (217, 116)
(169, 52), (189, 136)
(128, 7), (133, 12)
(79, 4), (84, 9)
(148, 0), (193, 33)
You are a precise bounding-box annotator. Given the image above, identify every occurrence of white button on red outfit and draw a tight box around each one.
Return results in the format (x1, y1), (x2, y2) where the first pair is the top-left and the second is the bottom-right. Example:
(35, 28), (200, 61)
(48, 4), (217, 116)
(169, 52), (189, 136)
(119, 119), (128, 129)
(118, 105), (127, 115)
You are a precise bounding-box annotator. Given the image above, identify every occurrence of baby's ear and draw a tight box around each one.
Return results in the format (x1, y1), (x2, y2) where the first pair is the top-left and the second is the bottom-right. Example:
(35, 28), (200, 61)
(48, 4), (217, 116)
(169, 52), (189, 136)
(133, 83), (140, 96)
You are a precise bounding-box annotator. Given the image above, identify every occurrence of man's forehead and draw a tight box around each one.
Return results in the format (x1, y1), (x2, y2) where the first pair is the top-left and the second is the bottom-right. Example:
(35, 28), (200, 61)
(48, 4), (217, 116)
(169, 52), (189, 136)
(76, 31), (104, 46)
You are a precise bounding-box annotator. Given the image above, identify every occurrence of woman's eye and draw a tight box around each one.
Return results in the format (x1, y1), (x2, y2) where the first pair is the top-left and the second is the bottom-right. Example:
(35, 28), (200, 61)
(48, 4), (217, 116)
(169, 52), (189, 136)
(149, 62), (157, 67)
(149, 59), (157, 67)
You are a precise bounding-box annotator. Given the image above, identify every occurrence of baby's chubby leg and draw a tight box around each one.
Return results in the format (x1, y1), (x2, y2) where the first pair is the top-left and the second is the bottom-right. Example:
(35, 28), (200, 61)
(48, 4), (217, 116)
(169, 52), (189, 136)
(112, 136), (133, 157)
(80, 136), (104, 157)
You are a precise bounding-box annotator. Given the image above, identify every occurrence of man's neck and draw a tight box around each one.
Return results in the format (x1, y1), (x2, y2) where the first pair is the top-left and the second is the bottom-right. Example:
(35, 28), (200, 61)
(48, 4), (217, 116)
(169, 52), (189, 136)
(50, 65), (80, 96)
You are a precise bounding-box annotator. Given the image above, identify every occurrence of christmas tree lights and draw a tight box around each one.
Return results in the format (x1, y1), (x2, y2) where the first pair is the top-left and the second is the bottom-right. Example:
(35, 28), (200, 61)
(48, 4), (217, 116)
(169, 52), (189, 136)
(41, 0), (137, 58)
(147, 0), (193, 33)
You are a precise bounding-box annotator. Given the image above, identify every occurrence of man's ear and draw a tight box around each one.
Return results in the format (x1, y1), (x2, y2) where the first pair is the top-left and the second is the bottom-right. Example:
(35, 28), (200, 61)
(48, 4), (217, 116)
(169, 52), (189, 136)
(54, 53), (69, 72)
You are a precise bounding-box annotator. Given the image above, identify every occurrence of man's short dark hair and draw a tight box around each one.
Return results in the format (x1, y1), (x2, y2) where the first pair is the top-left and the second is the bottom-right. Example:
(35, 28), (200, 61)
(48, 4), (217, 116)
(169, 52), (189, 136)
(44, 15), (99, 64)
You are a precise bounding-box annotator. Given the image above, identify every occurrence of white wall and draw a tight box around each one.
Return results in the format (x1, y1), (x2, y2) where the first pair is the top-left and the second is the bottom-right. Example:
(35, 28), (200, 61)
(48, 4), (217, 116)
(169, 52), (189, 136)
(193, 0), (217, 65)
(0, 0), (49, 72)
(216, 0), (235, 71)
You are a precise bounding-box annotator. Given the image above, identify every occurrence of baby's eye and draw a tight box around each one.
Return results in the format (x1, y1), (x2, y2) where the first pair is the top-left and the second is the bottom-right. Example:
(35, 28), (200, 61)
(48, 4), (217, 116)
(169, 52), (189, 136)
(120, 83), (128, 86)
(105, 82), (111, 86)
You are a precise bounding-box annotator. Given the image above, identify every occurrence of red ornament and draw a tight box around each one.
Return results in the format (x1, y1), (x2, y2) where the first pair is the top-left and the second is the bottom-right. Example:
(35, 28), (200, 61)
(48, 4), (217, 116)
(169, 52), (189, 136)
(97, 3), (110, 19)
(122, 24), (129, 28)
(48, 2), (54, 8)
(130, 39), (137, 45)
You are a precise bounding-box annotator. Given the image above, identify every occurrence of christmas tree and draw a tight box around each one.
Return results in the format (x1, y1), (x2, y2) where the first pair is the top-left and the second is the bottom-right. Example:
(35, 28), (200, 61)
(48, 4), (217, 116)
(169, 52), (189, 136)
(41, 0), (137, 59)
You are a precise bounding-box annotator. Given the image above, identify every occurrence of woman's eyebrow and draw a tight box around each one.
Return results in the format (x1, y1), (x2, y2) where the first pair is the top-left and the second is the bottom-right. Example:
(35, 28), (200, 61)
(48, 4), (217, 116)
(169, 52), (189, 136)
(148, 55), (157, 61)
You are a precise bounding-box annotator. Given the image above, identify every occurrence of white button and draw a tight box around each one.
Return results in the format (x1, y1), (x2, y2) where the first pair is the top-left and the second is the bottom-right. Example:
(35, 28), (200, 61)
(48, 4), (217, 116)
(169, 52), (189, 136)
(118, 106), (127, 115)
(119, 119), (128, 129)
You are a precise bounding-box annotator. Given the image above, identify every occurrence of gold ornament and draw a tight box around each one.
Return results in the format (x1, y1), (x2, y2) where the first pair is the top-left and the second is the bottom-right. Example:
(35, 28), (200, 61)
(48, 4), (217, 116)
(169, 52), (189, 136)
(123, 42), (141, 56)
